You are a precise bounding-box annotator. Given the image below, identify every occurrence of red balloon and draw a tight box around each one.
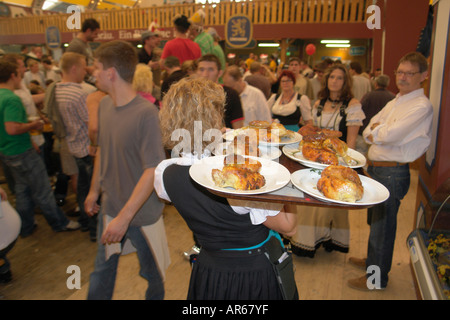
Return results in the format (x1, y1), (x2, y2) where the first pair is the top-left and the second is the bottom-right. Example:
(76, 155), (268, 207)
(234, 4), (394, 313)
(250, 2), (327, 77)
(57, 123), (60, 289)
(306, 44), (316, 56)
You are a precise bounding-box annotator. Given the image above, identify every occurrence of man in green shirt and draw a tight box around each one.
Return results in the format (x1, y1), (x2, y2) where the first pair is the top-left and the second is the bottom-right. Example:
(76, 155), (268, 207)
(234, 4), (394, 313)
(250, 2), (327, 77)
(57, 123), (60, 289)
(0, 60), (80, 237)
(207, 27), (226, 71)
(189, 21), (214, 56)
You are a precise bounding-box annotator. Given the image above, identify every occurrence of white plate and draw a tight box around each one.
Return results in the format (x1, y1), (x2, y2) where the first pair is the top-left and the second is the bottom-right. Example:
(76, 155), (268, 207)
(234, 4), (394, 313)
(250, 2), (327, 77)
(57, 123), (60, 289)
(290, 169), (389, 206)
(282, 143), (366, 169)
(189, 155), (291, 195)
(223, 129), (302, 146)
(213, 142), (282, 160)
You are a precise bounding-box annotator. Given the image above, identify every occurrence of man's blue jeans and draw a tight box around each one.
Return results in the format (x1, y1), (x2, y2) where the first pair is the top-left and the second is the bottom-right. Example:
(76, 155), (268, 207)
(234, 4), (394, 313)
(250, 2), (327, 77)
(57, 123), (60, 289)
(75, 155), (97, 237)
(0, 148), (69, 235)
(87, 213), (165, 300)
(366, 164), (410, 288)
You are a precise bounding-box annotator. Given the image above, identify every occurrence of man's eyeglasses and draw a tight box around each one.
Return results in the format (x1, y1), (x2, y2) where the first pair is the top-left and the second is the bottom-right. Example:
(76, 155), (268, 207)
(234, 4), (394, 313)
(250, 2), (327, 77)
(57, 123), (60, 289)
(394, 70), (421, 78)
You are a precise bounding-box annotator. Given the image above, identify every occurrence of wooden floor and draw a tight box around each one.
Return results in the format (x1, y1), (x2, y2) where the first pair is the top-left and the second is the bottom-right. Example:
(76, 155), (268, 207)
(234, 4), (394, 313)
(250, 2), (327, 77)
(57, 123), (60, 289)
(0, 170), (420, 300)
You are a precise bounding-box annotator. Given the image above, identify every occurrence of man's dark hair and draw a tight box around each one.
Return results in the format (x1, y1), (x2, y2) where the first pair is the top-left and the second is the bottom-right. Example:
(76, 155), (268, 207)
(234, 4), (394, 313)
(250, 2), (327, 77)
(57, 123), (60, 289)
(164, 56), (180, 69)
(1, 53), (23, 65)
(349, 61), (363, 74)
(82, 18), (100, 32)
(94, 40), (138, 83)
(197, 54), (221, 71)
(288, 57), (301, 64)
(173, 15), (190, 34)
(0, 60), (18, 83)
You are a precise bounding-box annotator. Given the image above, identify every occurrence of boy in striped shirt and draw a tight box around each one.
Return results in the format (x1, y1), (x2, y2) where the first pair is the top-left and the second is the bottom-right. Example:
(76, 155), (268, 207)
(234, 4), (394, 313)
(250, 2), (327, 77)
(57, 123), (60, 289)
(55, 52), (97, 241)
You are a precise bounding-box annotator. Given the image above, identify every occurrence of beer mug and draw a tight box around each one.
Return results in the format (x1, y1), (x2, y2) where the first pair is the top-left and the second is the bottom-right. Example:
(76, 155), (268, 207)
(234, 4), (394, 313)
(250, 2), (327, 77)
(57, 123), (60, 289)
(28, 116), (43, 136)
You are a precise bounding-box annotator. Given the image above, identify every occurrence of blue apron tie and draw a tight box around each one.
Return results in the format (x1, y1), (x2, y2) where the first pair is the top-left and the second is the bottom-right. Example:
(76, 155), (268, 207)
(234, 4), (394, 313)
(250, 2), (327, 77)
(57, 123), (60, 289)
(222, 230), (284, 251)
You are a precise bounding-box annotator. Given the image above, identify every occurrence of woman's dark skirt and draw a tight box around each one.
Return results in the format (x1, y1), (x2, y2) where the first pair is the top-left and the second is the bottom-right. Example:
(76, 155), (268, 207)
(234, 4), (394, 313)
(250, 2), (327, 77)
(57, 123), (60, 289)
(187, 248), (293, 300)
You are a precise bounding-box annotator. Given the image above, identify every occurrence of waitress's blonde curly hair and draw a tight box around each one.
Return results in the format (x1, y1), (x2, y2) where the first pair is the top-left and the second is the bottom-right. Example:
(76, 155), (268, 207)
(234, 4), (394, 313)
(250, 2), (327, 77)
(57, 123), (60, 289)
(160, 77), (225, 152)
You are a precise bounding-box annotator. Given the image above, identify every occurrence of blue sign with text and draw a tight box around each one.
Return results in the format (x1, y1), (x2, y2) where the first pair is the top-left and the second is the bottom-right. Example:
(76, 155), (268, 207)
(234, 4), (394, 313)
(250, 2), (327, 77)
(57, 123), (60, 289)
(349, 46), (366, 56)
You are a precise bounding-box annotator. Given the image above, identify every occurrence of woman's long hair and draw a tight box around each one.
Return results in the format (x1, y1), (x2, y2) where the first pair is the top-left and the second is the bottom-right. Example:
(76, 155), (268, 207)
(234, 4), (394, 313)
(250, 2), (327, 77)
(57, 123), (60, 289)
(317, 64), (354, 101)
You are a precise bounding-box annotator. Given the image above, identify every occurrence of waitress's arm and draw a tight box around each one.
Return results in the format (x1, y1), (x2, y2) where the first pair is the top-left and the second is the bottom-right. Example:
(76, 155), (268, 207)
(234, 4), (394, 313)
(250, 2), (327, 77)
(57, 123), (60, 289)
(263, 204), (297, 237)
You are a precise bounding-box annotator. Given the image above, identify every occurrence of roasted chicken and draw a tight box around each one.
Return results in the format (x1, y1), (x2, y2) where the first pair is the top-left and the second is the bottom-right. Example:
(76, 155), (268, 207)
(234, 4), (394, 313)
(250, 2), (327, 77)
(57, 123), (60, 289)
(321, 137), (353, 165)
(248, 120), (271, 129)
(212, 155), (266, 190)
(298, 125), (354, 166)
(223, 154), (262, 173)
(245, 121), (292, 143)
(211, 167), (266, 190)
(317, 165), (364, 203)
(268, 122), (289, 137)
(299, 124), (343, 139)
(302, 142), (339, 165)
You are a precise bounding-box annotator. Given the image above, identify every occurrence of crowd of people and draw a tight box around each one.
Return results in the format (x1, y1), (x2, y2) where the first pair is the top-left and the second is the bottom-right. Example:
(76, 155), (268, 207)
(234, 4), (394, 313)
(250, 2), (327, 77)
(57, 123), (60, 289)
(0, 13), (434, 299)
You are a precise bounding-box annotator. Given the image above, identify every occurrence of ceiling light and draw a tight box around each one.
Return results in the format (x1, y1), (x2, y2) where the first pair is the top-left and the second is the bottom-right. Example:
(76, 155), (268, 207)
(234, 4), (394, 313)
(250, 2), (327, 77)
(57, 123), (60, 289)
(258, 43), (279, 47)
(321, 40), (350, 44)
(42, 0), (58, 10)
(325, 44), (351, 48)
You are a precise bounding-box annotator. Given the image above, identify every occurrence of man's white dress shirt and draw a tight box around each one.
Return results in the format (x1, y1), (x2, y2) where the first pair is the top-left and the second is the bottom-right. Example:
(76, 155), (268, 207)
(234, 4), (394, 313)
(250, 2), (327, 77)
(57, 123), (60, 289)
(240, 83), (272, 125)
(363, 88), (433, 163)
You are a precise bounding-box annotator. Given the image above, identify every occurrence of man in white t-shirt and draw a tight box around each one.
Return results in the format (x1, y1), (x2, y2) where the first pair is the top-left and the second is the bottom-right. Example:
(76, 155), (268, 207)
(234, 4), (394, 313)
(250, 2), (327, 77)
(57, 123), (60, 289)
(349, 61), (372, 101)
(222, 65), (272, 125)
(348, 52), (433, 291)
(287, 57), (314, 101)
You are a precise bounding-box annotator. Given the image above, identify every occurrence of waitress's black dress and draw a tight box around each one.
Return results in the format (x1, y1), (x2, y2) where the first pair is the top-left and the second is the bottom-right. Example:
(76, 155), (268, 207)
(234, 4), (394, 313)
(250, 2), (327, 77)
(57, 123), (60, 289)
(163, 164), (293, 300)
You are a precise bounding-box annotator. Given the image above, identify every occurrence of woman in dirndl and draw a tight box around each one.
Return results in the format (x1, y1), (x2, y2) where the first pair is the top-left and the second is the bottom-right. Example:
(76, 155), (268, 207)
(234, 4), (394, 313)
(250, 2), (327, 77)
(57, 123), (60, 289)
(288, 63), (365, 258)
(154, 77), (299, 299)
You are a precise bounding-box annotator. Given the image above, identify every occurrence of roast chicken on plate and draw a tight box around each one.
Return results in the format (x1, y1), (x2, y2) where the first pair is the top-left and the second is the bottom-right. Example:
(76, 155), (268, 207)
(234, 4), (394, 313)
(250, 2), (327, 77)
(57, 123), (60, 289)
(302, 142), (339, 165)
(317, 165), (364, 203)
(298, 125), (355, 166)
(298, 124), (343, 138)
(231, 121), (292, 143)
(211, 155), (266, 190)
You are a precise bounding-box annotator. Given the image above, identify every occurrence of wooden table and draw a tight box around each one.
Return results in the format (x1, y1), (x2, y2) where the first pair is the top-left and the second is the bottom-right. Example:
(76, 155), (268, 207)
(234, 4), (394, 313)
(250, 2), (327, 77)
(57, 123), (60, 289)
(208, 153), (373, 210)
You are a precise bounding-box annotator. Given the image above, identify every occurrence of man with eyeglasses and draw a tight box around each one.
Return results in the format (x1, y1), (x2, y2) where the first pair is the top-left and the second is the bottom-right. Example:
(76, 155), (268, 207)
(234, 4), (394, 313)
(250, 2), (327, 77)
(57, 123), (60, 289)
(348, 52), (433, 291)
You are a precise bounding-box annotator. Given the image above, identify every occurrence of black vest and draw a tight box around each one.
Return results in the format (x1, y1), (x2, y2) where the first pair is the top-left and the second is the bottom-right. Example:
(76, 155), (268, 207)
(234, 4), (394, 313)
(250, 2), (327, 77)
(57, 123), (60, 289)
(272, 93), (302, 125)
(316, 98), (351, 142)
(163, 164), (270, 251)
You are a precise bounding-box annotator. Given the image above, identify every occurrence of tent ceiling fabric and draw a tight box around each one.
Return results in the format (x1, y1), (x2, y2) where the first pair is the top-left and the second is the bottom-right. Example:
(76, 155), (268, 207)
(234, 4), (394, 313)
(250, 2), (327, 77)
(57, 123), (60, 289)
(107, 0), (135, 7)
(97, 2), (123, 10)
(2, 0), (34, 7)
(59, 0), (92, 7)
(3, 0), (137, 11)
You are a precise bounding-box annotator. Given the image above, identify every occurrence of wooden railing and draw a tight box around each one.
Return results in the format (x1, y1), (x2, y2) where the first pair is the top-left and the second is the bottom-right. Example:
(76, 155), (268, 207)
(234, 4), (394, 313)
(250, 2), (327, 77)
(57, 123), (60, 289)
(0, 0), (369, 36)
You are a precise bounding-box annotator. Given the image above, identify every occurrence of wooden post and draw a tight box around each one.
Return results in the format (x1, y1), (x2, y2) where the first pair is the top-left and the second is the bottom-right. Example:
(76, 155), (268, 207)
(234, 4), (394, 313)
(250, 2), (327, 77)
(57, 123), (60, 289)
(279, 38), (295, 66)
